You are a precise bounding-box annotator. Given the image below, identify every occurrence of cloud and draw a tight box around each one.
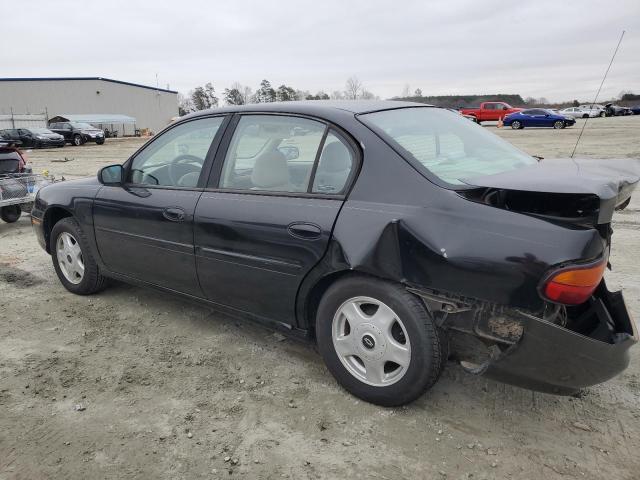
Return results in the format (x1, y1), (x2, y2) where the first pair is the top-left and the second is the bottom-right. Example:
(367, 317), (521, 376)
(3, 0), (638, 101)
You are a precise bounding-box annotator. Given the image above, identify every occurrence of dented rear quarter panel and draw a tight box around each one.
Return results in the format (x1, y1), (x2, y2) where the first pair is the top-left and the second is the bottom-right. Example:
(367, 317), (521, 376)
(297, 124), (607, 328)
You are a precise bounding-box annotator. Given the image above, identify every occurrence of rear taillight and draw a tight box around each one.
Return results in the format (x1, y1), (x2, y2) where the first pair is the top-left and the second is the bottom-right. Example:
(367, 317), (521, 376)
(541, 259), (607, 305)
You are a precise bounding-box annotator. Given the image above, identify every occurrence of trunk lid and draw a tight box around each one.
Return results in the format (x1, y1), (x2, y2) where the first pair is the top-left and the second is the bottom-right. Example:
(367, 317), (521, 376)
(460, 158), (640, 226)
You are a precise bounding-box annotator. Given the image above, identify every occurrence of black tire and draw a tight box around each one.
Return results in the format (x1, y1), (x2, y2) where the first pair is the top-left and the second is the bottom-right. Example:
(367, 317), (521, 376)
(511, 120), (522, 130)
(0, 205), (21, 223)
(316, 275), (443, 407)
(553, 120), (564, 129)
(582, 114), (589, 119)
(50, 217), (107, 295)
(72, 134), (84, 146)
(96, 138), (105, 145)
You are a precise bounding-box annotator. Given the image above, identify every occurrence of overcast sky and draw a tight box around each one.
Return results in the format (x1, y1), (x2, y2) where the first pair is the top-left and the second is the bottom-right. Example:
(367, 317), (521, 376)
(4, 0), (638, 102)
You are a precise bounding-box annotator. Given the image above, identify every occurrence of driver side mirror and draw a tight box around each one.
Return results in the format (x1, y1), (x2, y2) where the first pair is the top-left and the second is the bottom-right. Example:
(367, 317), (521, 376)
(98, 164), (124, 185)
(502, 106), (508, 110)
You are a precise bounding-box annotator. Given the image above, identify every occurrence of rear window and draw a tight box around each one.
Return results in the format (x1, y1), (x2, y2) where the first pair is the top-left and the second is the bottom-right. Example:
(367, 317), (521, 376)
(359, 107), (537, 186)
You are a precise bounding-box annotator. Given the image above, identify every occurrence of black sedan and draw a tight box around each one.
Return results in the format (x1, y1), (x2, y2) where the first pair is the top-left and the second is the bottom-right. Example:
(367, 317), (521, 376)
(0, 128), (65, 148)
(31, 101), (639, 406)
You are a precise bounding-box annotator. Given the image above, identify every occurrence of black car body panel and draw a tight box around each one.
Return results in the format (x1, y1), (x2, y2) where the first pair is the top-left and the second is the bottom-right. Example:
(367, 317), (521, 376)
(463, 157), (640, 224)
(31, 101), (639, 394)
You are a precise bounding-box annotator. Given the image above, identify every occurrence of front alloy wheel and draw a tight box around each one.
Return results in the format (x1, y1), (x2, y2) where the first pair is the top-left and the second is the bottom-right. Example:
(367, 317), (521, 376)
(553, 120), (564, 129)
(511, 120), (521, 129)
(50, 217), (107, 295)
(56, 232), (85, 284)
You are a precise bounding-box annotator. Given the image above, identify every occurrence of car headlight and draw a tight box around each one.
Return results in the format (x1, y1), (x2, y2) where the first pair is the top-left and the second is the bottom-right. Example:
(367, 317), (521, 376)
(36, 135), (45, 139)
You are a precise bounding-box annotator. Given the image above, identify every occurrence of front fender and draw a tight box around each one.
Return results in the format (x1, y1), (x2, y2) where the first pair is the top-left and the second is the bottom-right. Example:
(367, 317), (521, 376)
(33, 178), (102, 260)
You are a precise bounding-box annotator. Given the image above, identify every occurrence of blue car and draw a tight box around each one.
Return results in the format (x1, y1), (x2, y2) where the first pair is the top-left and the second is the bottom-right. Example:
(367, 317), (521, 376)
(504, 109), (576, 129)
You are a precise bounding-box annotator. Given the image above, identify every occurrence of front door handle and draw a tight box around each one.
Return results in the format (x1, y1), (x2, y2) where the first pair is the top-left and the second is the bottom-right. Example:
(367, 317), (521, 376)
(287, 222), (321, 240)
(163, 207), (185, 222)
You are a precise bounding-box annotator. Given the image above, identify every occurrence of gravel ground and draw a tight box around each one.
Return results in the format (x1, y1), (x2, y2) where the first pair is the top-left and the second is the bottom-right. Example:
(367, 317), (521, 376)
(1, 116), (639, 479)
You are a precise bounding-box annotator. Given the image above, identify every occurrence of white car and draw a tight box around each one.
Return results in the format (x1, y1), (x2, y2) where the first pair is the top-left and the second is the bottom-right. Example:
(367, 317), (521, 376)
(578, 104), (607, 117)
(559, 107), (600, 119)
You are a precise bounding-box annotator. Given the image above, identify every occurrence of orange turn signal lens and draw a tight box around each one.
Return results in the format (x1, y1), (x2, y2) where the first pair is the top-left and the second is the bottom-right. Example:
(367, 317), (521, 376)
(542, 260), (606, 305)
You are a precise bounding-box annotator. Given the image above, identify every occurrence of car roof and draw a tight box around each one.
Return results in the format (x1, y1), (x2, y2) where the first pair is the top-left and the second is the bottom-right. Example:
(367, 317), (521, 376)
(183, 100), (434, 120)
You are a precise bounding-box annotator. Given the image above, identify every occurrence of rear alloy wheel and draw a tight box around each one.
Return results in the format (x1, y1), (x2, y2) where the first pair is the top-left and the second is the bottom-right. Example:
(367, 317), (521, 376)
(72, 134), (84, 146)
(50, 217), (107, 294)
(582, 114), (589, 118)
(600, 111), (606, 118)
(316, 276), (443, 406)
(511, 120), (522, 129)
(553, 120), (564, 129)
(0, 205), (21, 223)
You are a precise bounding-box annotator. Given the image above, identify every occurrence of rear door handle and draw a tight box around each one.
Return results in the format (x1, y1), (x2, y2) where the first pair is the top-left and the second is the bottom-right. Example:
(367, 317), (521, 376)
(287, 222), (321, 240)
(163, 207), (185, 222)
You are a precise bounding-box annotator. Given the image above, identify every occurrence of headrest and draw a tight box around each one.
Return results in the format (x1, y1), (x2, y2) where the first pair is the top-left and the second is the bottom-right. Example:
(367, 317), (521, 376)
(251, 149), (289, 189)
(319, 141), (351, 172)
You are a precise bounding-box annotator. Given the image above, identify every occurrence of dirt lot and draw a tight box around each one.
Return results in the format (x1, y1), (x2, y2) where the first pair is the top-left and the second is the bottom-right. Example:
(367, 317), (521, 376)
(1, 116), (639, 479)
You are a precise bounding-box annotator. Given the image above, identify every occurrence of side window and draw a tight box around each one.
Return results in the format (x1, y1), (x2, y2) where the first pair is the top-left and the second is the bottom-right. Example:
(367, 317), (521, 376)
(219, 115), (326, 193)
(484, 104), (495, 110)
(129, 116), (223, 187)
(312, 132), (354, 194)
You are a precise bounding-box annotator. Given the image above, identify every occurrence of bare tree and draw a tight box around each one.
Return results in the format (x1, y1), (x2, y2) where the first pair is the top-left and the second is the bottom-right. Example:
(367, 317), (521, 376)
(330, 90), (344, 100)
(360, 90), (378, 100)
(414, 88), (422, 97)
(344, 76), (363, 100)
(401, 84), (410, 98)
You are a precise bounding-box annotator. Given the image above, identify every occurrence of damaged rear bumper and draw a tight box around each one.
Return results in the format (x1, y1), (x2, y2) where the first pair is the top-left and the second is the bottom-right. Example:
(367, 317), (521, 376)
(421, 281), (637, 394)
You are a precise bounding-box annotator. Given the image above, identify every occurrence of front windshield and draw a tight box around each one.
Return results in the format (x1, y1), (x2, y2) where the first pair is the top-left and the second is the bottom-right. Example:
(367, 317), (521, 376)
(359, 107), (537, 186)
(71, 123), (95, 129)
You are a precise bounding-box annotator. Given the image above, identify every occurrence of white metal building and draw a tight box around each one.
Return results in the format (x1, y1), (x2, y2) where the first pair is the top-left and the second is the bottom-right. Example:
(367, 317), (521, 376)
(0, 77), (178, 135)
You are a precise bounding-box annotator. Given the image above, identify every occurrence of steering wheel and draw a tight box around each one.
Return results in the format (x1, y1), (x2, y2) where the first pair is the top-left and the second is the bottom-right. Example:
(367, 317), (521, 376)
(167, 154), (204, 186)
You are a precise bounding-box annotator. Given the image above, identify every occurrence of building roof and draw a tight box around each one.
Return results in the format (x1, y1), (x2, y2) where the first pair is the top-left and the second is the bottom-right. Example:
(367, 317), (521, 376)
(50, 114), (137, 124)
(0, 77), (177, 94)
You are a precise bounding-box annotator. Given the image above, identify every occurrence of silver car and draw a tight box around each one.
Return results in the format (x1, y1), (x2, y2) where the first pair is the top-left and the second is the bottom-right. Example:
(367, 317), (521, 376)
(578, 104), (607, 117)
(559, 107), (600, 119)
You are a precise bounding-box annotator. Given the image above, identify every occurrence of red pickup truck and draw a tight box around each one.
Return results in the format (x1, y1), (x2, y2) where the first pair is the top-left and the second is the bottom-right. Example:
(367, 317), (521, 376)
(460, 102), (522, 124)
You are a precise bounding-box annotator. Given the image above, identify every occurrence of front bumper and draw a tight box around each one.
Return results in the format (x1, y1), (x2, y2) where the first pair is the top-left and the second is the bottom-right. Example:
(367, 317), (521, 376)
(82, 133), (104, 143)
(38, 138), (65, 147)
(444, 281), (636, 394)
(31, 208), (47, 251)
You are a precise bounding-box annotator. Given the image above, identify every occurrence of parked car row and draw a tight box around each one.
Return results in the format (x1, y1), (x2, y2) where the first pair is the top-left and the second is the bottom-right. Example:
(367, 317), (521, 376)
(559, 103), (634, 118)
(0, 122), (106, 149)
(458, 101), (637, 130)
(0, 128), (65, 148)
